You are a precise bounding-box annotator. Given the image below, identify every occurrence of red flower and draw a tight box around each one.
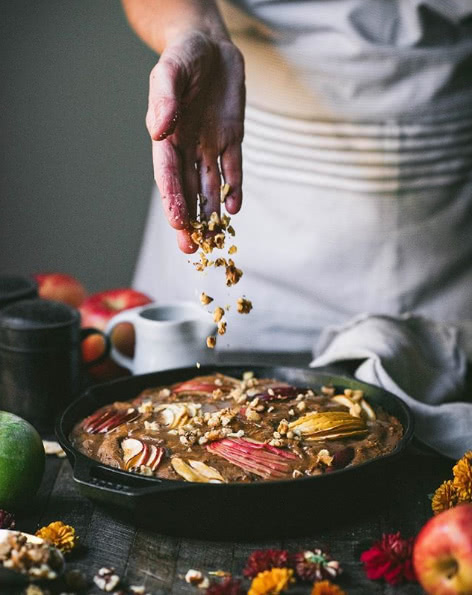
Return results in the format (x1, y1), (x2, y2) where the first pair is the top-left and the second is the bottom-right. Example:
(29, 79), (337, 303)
(360, 532), (416, 585)
(206, 577), (244, 595)
(243, 549), (292, 578)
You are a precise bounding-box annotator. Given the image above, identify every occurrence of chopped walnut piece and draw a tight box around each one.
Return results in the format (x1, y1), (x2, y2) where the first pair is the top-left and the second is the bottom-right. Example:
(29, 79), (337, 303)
(316, 449), (334, 467)
(185, 569), (210, 589)
(214, 257), (227, 267)
(93, 567), (120, 592)
(206, 336), (216, 349)
(237, 297), (252, 314)
(220, 183), (231, 203)
(246, 409), (261, 422)
(225, 260), (243, 287)
(321, 385), (336, 397)
(200, 292), (213, 306)
(277, 419), (289, 435)
(228, 245), (237, 254)
(213, 307), (225, 323)
(296, 401), (306, 412)
(214, 233), (225, 249)
(217, 321), (227, 335)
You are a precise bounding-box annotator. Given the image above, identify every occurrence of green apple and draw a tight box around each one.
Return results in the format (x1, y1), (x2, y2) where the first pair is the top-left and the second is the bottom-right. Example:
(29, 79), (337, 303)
(0, 411), (45, 509)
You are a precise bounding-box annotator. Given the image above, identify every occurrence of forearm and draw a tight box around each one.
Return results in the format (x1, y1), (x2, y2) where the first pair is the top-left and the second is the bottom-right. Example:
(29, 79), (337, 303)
(121, 0), (229, 53)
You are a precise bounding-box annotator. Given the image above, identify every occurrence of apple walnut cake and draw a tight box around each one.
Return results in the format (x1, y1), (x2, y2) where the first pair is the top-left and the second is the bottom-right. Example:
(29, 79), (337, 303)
(71, 373), (403, 483)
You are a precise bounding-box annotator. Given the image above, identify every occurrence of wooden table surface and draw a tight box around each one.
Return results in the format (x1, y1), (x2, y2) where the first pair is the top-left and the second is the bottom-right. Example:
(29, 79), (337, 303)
(5, 354), (455, 594)
(9, 450), (451, 594)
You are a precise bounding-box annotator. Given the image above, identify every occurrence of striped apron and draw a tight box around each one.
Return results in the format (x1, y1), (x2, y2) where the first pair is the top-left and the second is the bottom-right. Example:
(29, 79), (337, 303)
(133, 0), (472, 355)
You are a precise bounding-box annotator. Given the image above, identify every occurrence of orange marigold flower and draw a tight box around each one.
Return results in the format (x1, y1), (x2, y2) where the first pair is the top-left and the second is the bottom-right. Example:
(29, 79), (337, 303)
(432, 480), (459, 515)
(311, 580), (346, 595)
(248, 568), (294, 595)
(35, 521), (77, 553)
(452, 451), (472, 501)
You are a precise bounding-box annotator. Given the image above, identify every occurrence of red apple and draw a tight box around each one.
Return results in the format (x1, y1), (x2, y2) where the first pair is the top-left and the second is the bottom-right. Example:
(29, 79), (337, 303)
(34, 273), (87, 307)
(79, 288), (153, 380)
(413, 503), (472, 595)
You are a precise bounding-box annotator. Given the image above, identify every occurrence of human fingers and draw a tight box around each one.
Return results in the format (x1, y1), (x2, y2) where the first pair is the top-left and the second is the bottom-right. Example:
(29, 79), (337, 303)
(146, 57), (184, 141)
(152, 140), (189, 230)
(182, 153), (199, 221)
(220, 143), (243, 214)
(199, 156), (221, 221)
(176, 229), (198, 254)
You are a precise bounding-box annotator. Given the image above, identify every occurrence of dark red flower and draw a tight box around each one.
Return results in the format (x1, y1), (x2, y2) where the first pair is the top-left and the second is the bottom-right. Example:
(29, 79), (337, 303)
(206, 577), (244, 595)
(0, 509), (15, 529)
(360, 532), (416, 585)
(243, 549), (292, 578)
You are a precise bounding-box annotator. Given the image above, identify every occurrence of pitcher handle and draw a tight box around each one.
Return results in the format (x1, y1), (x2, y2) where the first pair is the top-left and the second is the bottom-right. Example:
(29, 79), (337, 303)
(104, 306), (144, 373)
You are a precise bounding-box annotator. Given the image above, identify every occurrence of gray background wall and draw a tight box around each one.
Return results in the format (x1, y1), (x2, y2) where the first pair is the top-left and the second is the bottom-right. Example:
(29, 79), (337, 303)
(0, 0), (156, 293)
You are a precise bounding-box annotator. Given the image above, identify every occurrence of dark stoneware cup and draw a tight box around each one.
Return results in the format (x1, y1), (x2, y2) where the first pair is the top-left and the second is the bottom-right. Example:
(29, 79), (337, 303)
(0, 299), (110, 433)
(0, 274), (38, 310)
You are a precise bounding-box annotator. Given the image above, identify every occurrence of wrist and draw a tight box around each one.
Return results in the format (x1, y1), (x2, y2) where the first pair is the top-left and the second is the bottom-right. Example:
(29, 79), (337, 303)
(162, 8), (230, 50)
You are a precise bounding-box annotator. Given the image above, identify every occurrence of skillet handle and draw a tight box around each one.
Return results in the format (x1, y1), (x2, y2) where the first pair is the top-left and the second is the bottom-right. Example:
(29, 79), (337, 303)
(72, 457), (187, 500)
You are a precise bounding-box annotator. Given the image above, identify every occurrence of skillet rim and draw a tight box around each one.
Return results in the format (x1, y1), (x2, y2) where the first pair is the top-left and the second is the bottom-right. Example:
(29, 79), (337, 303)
(56, 364), (414, 490)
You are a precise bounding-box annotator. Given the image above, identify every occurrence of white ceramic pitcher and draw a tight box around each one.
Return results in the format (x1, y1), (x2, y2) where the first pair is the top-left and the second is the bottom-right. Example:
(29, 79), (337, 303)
(104, 301), (217, 373)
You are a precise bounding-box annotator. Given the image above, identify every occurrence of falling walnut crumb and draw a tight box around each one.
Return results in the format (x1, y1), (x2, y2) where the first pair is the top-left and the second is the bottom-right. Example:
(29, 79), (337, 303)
(225, 260), (243, 287)
(206, 336), (216, 349)
(217, 321), (227, 335)
(213, 307), (225, 323)
(200, 292), (213, 306)
(237, 297), (253, 314)
(228, 245), (237, 254)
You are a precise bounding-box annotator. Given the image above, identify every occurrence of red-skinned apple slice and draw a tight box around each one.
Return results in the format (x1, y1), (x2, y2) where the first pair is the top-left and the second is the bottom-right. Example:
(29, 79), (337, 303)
(173, 381), (218, 394)
(208, 438), (298, 480)
(121, 438), (164, 472)
(83, 407), (140, 434)
(122, 438), (144, 468)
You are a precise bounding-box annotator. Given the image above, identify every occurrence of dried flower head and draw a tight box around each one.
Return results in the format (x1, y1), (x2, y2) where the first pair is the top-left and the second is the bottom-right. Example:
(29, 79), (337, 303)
(432, 480), (459, 515)
(293, 549), (342, 582)
(311, 580), (346, 595)
(35, 521), (77, 553)
(360, 531), (416, 585)
(452, 451), (472, 501)
(0, 509), (15, 529)
(248, 568), (294, 595)
(206, 576), (244, 595)
(243, 550), (292, 578)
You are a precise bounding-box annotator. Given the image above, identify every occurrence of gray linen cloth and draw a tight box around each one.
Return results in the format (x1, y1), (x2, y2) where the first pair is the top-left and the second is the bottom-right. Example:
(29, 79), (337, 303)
(311, 314), (471, 460)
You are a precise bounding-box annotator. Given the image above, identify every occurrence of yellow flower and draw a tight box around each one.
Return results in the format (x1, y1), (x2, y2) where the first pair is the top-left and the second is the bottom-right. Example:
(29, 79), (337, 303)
(35, 521), (77, 553)
(452, 451), (472, 501)
(432, 480), (459, 515)
(311, 581), (347, 595)
(248, 568), (294, 595)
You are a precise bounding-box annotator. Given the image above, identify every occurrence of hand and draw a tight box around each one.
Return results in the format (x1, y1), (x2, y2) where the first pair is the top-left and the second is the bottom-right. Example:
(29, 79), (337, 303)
(146, 31), (245, 253)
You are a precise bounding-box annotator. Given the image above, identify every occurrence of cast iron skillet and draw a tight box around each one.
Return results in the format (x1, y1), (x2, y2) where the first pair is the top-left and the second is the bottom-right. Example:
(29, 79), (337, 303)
(56, 365), (414, 539)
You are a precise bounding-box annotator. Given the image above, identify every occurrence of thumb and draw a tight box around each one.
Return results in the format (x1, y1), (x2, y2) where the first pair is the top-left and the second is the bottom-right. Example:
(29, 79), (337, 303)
(146, 56), (185, 141)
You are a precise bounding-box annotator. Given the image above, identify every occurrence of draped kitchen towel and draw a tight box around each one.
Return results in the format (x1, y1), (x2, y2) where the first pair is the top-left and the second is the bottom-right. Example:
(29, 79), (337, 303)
(311, 314), (471, 459)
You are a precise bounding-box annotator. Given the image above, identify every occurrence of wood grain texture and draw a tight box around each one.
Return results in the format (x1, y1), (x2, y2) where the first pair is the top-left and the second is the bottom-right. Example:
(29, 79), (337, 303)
(5, 450), (452, 594)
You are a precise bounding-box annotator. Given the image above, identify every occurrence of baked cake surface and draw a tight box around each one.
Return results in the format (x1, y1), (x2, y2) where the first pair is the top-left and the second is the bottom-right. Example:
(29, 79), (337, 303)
(70, 373), (403, 483)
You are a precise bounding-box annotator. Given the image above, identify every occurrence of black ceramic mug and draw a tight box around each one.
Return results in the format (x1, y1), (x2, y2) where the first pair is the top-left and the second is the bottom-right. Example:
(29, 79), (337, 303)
(0, 274), (38, 309)
(0, 299), (110, 433)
